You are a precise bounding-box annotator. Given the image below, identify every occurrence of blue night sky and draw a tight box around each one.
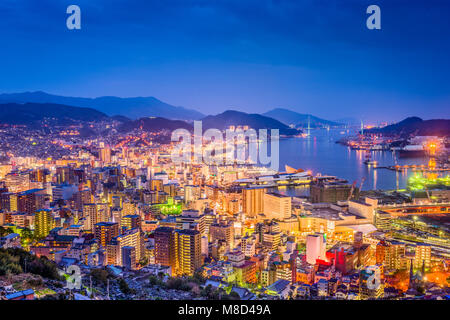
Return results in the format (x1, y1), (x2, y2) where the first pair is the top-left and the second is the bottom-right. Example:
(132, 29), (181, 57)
(0, 0), (449, 122)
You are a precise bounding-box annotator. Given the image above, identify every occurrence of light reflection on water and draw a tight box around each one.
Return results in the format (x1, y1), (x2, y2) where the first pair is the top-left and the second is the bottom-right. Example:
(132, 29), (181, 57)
(272, 128), (429, 193)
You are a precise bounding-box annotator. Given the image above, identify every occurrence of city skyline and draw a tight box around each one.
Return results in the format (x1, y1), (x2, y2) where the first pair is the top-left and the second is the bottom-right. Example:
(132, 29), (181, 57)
(0, 0), (449, 304)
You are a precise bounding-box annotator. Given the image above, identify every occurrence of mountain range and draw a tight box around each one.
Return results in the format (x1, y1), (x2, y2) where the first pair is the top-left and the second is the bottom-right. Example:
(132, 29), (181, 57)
(365, 117), (450, 137)
(2, 92), (446, 138)
(118, 117), (193, 133)
(262, 108), (342, 128)
(202, 110), (301, 136)
(0, 91), (204, 120)
(0, 102), (108, 126)
(0, 102), (301, 136)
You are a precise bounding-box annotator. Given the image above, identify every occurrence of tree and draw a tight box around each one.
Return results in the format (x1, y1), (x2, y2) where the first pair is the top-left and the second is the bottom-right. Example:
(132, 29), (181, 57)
(90, 268), (110, 285)
(0, 226), (14, 237)
(118, 278), (135, 295)
(139, 256), (149, 267)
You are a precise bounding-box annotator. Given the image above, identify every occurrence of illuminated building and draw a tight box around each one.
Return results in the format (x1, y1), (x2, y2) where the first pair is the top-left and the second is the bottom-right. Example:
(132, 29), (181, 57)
(56, 167), (74, 184)
(176, 229), (201, 276)
(234, 260), (257, 285)
(184, 185), (200, 203)
(263, 192), (292, 220)
(163, 183), (176, 197)
(375, 210), (392, 231)
(306, 233), (326, 265)
(210, 221), (234, 248)
(261, 268), (277, 287)
(274, 261), (292, 281)
(201, 235), (208, 257)
(262, 231), (281, 251)
(295, 266), (315, 285)
(226, 250), (245, 267)
(241, 236), (256, 257)
(348, 197), (378, 222)
(0, 233), (21, 249)
(242, 187), (266, 217)
(83, 203), (109, 230)
(1, 192), (18, 212)
(72, 188), (93, 211)
(94, 222), (119, 247)
(176, 210), (206, 235)
(359, 266), (384, 299)
(330, 243), (372, 274)
(277, 216), (299, 234)
(17, 189), (46, 214)
(376, 240), (409, 271)
(121, 214), (141, 231)
(211, 240), (228, 261)
(100, 147), (112, 164)
(11, 213), (33, 228)
(83, 203), (98, 230)
(35, 209), (54, 238)
(154, 226), (178, 274)
(5, 171), (30, 193)
(227, 199), (240, 215)
(150, 179), (163, 192)
(122, 201), (136, 216)
(413, 244), (431, 271)
(112, 228), (144, 268)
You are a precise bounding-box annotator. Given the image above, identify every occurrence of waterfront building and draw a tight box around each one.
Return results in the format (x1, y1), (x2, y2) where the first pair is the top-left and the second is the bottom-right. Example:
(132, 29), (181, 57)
(263, 192), (292, 220)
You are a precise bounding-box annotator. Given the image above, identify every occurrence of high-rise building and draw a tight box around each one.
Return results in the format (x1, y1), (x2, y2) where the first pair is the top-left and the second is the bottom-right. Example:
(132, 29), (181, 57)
(384, 241), (408, 271)
(263, 192), (291, 220)
(176, 229), (201, 276)
(5, 171), (30, 193)
(17, 189), (46, 214)
(154, 227), (178, 274)
(122, 246), (136, 270)
(210, 222), (234, 248)
(306, 233), (326, 265)
(113, 228), (144, 268)
(121, 214), (141, 231)
(1, 192), (17, 212)
(242, 187), (266, 217)
(413, 244), (431, 271)
(95, 222), (119, 247)
(56, 167), (74, 184)
(100, 147), (112, 164)
(35, 209), (54, 238)
(176, 210), (206, 235)
(184, 185), (200, 203)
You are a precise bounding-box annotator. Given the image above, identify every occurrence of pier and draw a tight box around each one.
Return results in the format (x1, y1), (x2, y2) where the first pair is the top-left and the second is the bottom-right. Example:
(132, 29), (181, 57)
(373, 164), (450, 172)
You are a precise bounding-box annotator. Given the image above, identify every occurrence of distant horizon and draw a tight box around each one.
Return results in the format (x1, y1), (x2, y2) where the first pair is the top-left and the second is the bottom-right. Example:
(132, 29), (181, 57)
(1, 90), (448, 125)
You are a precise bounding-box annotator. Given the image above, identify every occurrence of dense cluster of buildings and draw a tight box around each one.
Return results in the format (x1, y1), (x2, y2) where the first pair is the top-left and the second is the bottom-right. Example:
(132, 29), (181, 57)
(0, 138), (449, 300)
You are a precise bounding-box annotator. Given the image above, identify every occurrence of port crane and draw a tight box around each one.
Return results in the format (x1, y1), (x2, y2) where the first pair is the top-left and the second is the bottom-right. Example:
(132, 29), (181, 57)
(347, 181), (357, 201)
(359, 177), (366, 191)
(347, 177), (366, 202)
